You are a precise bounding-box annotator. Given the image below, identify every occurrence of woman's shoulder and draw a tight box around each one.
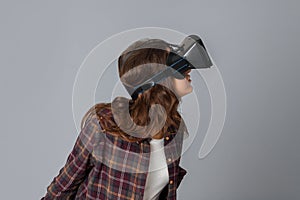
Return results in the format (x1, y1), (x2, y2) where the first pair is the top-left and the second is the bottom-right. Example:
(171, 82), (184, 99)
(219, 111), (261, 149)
(83, 102), (111, 123)
(78, 103), (115, 145)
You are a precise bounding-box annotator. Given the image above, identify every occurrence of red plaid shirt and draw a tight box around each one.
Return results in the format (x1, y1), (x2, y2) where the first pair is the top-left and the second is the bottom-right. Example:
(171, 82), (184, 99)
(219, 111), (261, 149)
(41, 108), (187, 200)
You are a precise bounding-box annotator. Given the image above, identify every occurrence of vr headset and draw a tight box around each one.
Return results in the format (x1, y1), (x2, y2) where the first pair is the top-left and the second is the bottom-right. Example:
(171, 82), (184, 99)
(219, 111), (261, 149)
(130, 35), (213, 100)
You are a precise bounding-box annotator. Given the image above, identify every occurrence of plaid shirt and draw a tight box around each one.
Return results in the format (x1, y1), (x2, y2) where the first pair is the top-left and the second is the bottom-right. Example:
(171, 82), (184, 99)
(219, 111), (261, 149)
(41, 108), (187, 200)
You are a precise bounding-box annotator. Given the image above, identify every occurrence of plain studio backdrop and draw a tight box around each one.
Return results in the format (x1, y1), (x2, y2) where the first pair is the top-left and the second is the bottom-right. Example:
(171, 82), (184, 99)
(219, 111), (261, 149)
(1, 1), (299, 200)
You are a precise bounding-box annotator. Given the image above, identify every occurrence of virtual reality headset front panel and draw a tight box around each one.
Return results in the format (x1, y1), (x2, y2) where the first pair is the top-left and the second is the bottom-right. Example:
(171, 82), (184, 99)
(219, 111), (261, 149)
(166, 35), (213, 79)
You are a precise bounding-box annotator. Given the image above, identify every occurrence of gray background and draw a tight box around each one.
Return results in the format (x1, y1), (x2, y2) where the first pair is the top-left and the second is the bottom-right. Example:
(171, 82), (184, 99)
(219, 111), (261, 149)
(1, 0), (299, 199)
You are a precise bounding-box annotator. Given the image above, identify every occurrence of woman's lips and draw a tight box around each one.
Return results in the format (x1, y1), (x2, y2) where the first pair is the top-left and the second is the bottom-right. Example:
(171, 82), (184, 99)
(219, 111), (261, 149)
(185, 75), (191, 82)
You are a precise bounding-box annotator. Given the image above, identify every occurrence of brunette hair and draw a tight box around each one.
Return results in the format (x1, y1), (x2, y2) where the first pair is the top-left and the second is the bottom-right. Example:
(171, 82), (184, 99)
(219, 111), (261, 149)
(80, 38), (188, 142)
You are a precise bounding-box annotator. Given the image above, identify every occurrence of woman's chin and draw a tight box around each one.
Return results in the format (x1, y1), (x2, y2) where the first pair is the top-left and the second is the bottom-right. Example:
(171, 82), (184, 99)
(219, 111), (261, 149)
(180, 87), (193, 97)
(187, 87), (193, 95)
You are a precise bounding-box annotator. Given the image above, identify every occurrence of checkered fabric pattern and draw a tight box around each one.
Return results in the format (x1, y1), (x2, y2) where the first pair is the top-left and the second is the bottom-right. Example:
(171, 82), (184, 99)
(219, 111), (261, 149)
(41, 108), (187, 200)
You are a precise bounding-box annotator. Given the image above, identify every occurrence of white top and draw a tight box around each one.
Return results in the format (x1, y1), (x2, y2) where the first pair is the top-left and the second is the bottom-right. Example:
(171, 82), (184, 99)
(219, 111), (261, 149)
(143, 138), (169, 200)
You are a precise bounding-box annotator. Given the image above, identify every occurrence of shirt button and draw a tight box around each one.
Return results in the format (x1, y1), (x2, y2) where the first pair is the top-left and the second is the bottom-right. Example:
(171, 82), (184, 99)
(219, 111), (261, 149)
(167, 158), (172, 162)
(169, 180), (174, 184)
(165, 136), (169, 140)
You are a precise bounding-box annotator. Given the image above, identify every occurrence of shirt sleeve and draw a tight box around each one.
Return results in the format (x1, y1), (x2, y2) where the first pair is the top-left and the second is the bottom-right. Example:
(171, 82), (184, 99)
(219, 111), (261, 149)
(41, 115), (100, 199)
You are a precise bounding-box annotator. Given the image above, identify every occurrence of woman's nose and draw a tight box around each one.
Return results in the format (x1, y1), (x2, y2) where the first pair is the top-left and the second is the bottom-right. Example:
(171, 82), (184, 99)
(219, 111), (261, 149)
(184, 69), (191, 75)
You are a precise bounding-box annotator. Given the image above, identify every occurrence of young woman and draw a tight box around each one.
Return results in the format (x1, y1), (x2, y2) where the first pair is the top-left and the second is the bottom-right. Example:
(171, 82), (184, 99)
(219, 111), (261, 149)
(41, 38), (194, 200)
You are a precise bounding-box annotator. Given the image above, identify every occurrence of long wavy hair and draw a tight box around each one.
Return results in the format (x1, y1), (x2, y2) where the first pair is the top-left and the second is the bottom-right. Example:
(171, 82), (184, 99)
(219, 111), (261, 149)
(80, 38), (188, 142)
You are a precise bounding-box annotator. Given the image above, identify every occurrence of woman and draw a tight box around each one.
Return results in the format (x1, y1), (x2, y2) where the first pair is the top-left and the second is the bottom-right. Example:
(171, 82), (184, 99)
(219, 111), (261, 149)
(41, 38), (193, 200)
